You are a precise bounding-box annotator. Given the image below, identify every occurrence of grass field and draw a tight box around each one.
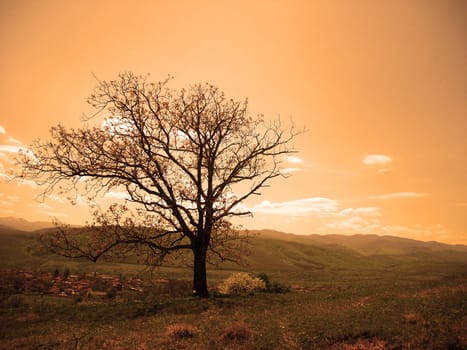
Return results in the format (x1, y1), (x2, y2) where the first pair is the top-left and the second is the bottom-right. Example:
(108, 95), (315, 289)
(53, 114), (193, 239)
(1, 226), (466, 349)
(1, 276), (466, 349)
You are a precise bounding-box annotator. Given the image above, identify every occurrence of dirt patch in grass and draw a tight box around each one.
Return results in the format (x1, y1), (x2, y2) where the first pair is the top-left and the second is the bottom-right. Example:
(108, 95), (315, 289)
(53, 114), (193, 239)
(415, 283), (467, 298)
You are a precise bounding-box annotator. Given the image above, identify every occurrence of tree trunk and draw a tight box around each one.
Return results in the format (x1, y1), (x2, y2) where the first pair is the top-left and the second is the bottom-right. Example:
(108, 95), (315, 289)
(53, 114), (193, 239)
(192, 245), (209, 297)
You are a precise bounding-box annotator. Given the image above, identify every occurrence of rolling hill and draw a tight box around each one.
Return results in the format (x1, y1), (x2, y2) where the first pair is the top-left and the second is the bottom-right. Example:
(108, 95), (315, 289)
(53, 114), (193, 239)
(1, 219), (466, 283)
(254, 229), (467, 254)
(0, 217), (53, 232)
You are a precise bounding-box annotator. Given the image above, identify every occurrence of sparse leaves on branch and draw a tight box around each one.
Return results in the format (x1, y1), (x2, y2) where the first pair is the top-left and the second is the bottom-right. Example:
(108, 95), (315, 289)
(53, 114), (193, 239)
(19, 72), (301, 296)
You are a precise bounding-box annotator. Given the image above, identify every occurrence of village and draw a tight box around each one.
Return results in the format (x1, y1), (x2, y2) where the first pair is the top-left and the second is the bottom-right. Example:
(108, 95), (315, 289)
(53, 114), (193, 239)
(0, 269), (146, 299)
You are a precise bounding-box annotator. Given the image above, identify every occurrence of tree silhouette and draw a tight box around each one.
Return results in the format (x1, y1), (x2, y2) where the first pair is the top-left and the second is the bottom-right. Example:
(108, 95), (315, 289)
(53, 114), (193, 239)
(19, 72), (300, 296)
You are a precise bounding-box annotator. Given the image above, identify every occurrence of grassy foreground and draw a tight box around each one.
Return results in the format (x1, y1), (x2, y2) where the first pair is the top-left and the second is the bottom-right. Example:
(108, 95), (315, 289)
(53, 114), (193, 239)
(1, 227), (466, 348)
(1, 275), (466, 349)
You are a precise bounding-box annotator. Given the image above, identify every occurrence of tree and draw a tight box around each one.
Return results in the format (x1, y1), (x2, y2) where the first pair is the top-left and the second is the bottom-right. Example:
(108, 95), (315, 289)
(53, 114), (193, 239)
(18, 72), (300, 296)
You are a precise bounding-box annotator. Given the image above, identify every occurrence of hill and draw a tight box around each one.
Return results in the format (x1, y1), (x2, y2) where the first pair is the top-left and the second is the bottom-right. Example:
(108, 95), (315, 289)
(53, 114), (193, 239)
(0, 217), (53, 232)
(1, 226), (466, 349)
(254, 229), (467, 254)
(242, 230), (467, 283)
(1, 224), (466, 284)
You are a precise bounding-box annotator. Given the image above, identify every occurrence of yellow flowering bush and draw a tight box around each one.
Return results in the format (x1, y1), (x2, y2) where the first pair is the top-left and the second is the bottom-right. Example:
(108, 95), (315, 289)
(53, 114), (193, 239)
(218, 272), (266, 295)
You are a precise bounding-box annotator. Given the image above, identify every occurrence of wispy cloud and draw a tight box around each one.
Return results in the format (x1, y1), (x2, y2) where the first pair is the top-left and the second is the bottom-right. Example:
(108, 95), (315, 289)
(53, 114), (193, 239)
(29, 202), (55, 211)
(362, 154), (392, 166)
(0, 133), (30, 165)
(104, 191), (131, 200)
(16, 179), (38, 188)
(251, 197), (339, 216)
(247, 197), (383, 234)
(68, 195), (92, 206)
(338, 207), (381, 217)
(48, 195), (65, 203)
(0, 194), (19, 207)
(42, 211), (70, 219)
(280, 156), (305, 175)
(369, 192), (427, 200)
(246, 196), (457, 242)
(283, 155), (303, 164)
(280, 167), (302, 174)
(29, 202), (70, 219)
(0, 162), (8, 181)
(0, 144), (24, 156)
(7, 136), (22, 145)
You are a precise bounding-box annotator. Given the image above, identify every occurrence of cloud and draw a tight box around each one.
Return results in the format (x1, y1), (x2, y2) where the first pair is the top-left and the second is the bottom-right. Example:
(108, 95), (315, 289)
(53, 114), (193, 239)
(369, 192), (427, 200)
(338, 207), (381, 217)
(0, 140), (32, 164)
(0, 125), (6, 135)
(280, 156), (304, 174)
(7, 136), (22, 145)
(251, 197), (339, 216)
(240, 195), (460, 243)
(68, 195), (92, 206)
(244, 194), (460, 243)
(0, 144), (24, 156)
(101, 115), (134, 136)
(42, 211), (70, 218)
(362, 154), (392, 166)
(48, 195), (65, 203)
(29, 202), (55, 211)
(0, 162), (9, 181)
(16, 179), (38, 187)
(283, 156), (303, 164)
(247, 197), (385, 235)
(280, 167), (302, 174)
(104, 191), (131, 200)
(0, 194), (19, 207)
(28, 202), (70, 219)
(322, 206), (382, 233)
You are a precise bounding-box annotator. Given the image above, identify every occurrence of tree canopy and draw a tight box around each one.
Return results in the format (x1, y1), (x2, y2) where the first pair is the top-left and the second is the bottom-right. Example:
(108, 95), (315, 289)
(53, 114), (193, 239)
(19, 72), (300, 296)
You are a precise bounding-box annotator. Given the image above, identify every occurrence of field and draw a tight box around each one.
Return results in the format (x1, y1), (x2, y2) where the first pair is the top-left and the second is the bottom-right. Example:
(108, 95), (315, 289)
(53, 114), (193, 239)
(0, 226), (466, 349)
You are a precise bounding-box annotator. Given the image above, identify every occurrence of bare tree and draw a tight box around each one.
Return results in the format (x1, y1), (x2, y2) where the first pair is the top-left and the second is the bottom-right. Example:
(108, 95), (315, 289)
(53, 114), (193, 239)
(18, 72), (300, 296)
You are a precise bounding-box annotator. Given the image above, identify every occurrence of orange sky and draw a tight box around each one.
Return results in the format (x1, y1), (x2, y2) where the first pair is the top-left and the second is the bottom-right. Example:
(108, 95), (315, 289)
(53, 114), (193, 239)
(0, 0), (466, 244)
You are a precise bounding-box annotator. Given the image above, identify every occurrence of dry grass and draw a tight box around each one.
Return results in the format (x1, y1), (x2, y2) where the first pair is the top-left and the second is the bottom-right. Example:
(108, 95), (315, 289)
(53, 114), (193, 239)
(328, 338), (390, 350)
(165, 323), (199, 340)
(1, 276), (466, 349)
(403, 312), (420, 324)
(219, 321), (253, 342)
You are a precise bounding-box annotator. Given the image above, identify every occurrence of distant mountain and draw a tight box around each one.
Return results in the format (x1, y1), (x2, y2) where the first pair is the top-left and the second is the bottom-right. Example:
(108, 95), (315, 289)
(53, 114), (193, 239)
(253, 229), (467, 254)
(0, 225), (466, 279)
(0, 217), (54, 232)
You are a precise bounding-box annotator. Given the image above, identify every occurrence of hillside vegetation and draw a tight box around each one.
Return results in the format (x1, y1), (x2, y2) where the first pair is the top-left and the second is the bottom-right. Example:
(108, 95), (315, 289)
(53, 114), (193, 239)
(1, 222), (466, 349)
(1, 224), (466, 284)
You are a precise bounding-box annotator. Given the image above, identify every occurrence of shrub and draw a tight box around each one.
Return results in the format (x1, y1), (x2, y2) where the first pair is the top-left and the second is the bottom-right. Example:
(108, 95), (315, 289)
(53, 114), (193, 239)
(218, 272), (266, 295)
(220, 321), (253, 342)
(268, 281), (290, 293)
(257, 273), (290, 293)
(165, 323), (199, 339)
(256, 272), (271, 288)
